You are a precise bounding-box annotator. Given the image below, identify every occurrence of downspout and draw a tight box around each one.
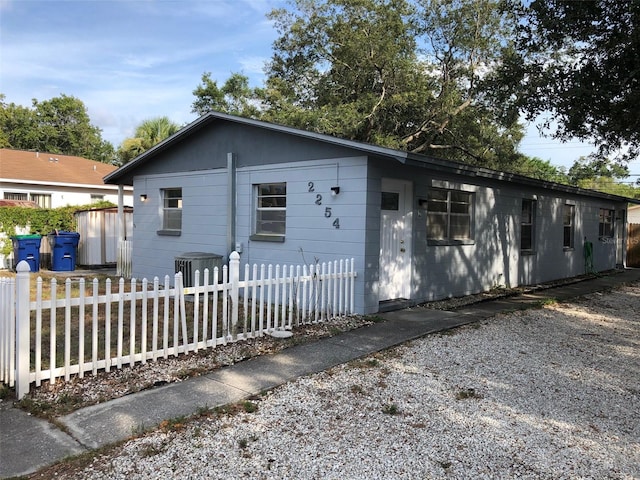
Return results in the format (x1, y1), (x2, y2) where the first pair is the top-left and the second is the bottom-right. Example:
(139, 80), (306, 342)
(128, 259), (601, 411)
(117, 184), (124, 242)
(227, 152), (236, 257)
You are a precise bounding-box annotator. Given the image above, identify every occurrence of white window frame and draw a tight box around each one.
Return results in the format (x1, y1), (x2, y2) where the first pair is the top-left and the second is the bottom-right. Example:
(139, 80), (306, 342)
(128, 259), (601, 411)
(160, 188), (182, 234)
(425, 188), (474, 244)
(599, 208), (614, 239)
(521, 199), (537, 252)
(30, 193), (52, 208)
(563, 204), (575, 249)
(4, 192), (28, 201)
(252, 182), (286, 241)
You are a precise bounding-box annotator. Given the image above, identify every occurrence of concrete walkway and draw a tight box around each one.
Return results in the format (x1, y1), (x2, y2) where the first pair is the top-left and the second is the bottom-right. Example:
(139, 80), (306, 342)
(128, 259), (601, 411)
(2, 268), (639, 479)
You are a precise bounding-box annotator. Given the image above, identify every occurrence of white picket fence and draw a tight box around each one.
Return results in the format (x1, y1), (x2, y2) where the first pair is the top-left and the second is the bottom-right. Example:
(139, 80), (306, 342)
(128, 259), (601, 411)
(0, 276), (17, 393)
(0, 252), (357, 399)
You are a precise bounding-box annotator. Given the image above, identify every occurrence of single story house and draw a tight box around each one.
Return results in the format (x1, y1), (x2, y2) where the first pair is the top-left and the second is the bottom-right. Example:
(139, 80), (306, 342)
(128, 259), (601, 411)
(0, 148), (133, 208)
(104, 112), (636, 314)
(629, 205), (640, 224)
(1, 148), (134, 269)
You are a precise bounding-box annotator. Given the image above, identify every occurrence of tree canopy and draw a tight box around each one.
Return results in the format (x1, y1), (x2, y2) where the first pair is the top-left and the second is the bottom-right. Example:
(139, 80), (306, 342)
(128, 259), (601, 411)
(501, 0), (640, 162)
(116, 116), (181, 164)
(192, 72), (261, 118)
(192, 0), (527, 171)
(0, 94), (115, 163)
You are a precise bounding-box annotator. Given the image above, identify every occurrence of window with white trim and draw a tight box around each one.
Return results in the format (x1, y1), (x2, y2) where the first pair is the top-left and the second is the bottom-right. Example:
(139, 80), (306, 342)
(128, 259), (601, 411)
(599, 208), (614, 238)
(161, 188), (182, 231)
(521, 199), (536, 251)
(426, 189), (473, 241)
(2, 192), (51, 208)
(4, 192), (28, 201)
(254, 183), (286, 238)
(31, 194), (51, 208)
(563, 204), (575, 249)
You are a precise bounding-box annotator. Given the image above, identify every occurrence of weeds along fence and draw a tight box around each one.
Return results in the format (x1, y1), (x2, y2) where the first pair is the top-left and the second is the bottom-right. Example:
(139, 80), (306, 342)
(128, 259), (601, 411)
(1, 252), (357, 399)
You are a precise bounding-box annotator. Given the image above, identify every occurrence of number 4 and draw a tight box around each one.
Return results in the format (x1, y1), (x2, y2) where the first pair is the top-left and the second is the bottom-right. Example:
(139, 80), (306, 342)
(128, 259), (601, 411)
(333, 218), (340, 229)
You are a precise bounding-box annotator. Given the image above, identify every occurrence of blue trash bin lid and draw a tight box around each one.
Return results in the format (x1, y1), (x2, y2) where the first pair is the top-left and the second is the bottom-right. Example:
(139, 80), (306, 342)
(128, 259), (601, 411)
(11, 234), (42, 239)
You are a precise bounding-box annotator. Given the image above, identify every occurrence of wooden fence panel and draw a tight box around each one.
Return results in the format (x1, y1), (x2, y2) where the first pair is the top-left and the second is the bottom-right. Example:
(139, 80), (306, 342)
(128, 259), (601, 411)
(628, 223), (640, 267)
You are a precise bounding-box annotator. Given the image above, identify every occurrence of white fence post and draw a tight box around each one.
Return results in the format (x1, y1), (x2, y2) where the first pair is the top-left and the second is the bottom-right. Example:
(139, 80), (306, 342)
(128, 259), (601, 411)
(15, 260), (31, 400)
(229, 251), (240, 340)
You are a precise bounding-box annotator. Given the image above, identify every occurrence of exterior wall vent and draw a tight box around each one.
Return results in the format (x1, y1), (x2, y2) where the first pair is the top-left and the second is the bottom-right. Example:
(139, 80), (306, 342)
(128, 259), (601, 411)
(174, 252), (223, 288)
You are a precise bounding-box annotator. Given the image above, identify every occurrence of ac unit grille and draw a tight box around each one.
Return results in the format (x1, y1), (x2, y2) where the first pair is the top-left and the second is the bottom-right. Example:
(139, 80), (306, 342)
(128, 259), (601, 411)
(175, 252), (223, 287)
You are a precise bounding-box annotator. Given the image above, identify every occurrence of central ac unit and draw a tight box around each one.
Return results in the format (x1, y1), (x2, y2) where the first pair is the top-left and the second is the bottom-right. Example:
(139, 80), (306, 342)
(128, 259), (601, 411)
(175, 252), (223, 287)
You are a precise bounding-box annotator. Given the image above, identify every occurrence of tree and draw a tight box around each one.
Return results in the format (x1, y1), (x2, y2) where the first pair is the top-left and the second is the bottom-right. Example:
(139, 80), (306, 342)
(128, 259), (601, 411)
(261, 0), (425, 146)
(0, 94), (115, 162)
(567, 156), (629, 185)
(117, 116), (181, 164)
(191, 72), (260, 118)
(501, 0), (640, 162)
(257, 0), (524, 169)
(516, 156), (568, 184)
(402, 0), (523, 167)
(567, 156), (640, 199)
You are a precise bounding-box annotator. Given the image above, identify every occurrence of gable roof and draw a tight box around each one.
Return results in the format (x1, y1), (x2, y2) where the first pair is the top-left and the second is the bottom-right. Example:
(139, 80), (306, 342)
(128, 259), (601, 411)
(1, 148), (118, 187)
(104, 111), (639, 204)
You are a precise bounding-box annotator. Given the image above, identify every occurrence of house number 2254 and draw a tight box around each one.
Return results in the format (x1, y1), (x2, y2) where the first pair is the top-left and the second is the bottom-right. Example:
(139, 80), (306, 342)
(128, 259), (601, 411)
(308, 181), (340, 228)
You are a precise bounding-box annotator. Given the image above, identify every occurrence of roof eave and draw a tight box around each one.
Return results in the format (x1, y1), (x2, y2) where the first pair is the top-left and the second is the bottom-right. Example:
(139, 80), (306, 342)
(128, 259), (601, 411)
(102, 112), (640, 205)
(103, 112), (411, 184)
(403, 157), (640, 204)
(2, 178), (134, 191)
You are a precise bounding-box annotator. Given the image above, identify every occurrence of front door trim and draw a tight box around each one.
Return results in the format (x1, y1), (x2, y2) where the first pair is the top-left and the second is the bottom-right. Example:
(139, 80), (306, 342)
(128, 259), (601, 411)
(379, 178), (413, 301)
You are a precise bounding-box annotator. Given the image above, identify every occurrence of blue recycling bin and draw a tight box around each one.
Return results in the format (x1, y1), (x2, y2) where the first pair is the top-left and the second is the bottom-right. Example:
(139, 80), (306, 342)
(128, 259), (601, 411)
(48, 231), (80, 271)
(11, 234), (42, 272)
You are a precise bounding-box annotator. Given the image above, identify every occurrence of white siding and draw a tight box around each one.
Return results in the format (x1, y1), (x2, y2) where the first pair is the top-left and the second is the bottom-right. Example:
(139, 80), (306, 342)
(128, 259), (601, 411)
(629, 206), (640, 224)
(0, 184), (133, 208)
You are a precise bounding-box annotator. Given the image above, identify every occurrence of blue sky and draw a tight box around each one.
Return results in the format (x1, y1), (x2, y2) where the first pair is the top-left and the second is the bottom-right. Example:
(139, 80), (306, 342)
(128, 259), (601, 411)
(0, 0), (625, 172)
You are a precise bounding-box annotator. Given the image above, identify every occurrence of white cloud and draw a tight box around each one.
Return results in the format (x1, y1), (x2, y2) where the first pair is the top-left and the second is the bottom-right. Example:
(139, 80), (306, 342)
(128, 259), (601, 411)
(0, 0), (284, 148)
(238, 55), (269, 75)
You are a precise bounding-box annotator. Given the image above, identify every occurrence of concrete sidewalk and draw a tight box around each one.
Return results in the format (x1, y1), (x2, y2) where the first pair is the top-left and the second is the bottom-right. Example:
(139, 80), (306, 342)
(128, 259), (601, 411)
(2, 268), (639, 479)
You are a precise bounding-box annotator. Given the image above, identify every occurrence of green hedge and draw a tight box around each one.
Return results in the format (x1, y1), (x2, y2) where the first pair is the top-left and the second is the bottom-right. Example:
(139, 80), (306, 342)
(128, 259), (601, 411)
(0, 201), (115, 256)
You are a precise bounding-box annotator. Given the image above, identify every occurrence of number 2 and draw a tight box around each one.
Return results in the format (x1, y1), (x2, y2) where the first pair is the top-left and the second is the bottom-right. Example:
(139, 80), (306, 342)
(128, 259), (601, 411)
(308, 181), (315, 192)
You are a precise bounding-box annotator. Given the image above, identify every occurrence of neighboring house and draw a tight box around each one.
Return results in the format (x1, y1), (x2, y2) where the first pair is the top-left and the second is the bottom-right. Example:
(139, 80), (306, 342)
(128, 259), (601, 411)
(0, 148), (133, 269)
(628, 205), (640, 224)
(104, 112), (637, 314)
(0, 148), (133, 208)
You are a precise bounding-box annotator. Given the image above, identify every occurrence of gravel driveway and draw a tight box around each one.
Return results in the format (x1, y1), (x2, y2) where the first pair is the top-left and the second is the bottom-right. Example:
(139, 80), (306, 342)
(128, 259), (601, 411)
(43, 284), (640, 479)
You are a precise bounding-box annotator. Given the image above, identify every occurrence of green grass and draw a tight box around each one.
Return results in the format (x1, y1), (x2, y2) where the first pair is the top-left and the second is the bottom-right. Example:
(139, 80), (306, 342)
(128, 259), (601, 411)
(382, 403), (399, 415)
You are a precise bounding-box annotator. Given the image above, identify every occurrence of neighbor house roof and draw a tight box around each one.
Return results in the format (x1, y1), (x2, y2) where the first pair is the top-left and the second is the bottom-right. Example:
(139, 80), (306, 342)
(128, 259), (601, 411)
(0, 199), (40, 208)
(1, 148), (118, 187)
(104, 111), (640, 205)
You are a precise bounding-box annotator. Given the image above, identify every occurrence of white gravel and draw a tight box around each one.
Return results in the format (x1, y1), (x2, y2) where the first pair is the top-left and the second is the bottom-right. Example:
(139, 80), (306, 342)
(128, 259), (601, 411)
(47, 284), (640, 479)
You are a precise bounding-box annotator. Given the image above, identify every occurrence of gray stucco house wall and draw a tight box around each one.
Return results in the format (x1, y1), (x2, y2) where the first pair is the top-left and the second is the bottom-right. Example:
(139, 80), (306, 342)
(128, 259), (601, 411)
(105, 112), (634, 314)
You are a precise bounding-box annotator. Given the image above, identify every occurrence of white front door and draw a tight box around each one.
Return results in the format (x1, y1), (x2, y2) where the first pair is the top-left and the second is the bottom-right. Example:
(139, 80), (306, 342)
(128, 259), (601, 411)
(379, 178), (413, 301)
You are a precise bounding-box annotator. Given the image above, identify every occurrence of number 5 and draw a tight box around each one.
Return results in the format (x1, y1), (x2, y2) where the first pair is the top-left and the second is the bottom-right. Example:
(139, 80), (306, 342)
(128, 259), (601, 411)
(324, 207), (332, 218)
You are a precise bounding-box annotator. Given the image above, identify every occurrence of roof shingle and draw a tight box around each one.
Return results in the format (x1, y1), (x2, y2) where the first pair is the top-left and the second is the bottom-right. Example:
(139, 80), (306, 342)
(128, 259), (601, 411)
(0, 149), (117, 186)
